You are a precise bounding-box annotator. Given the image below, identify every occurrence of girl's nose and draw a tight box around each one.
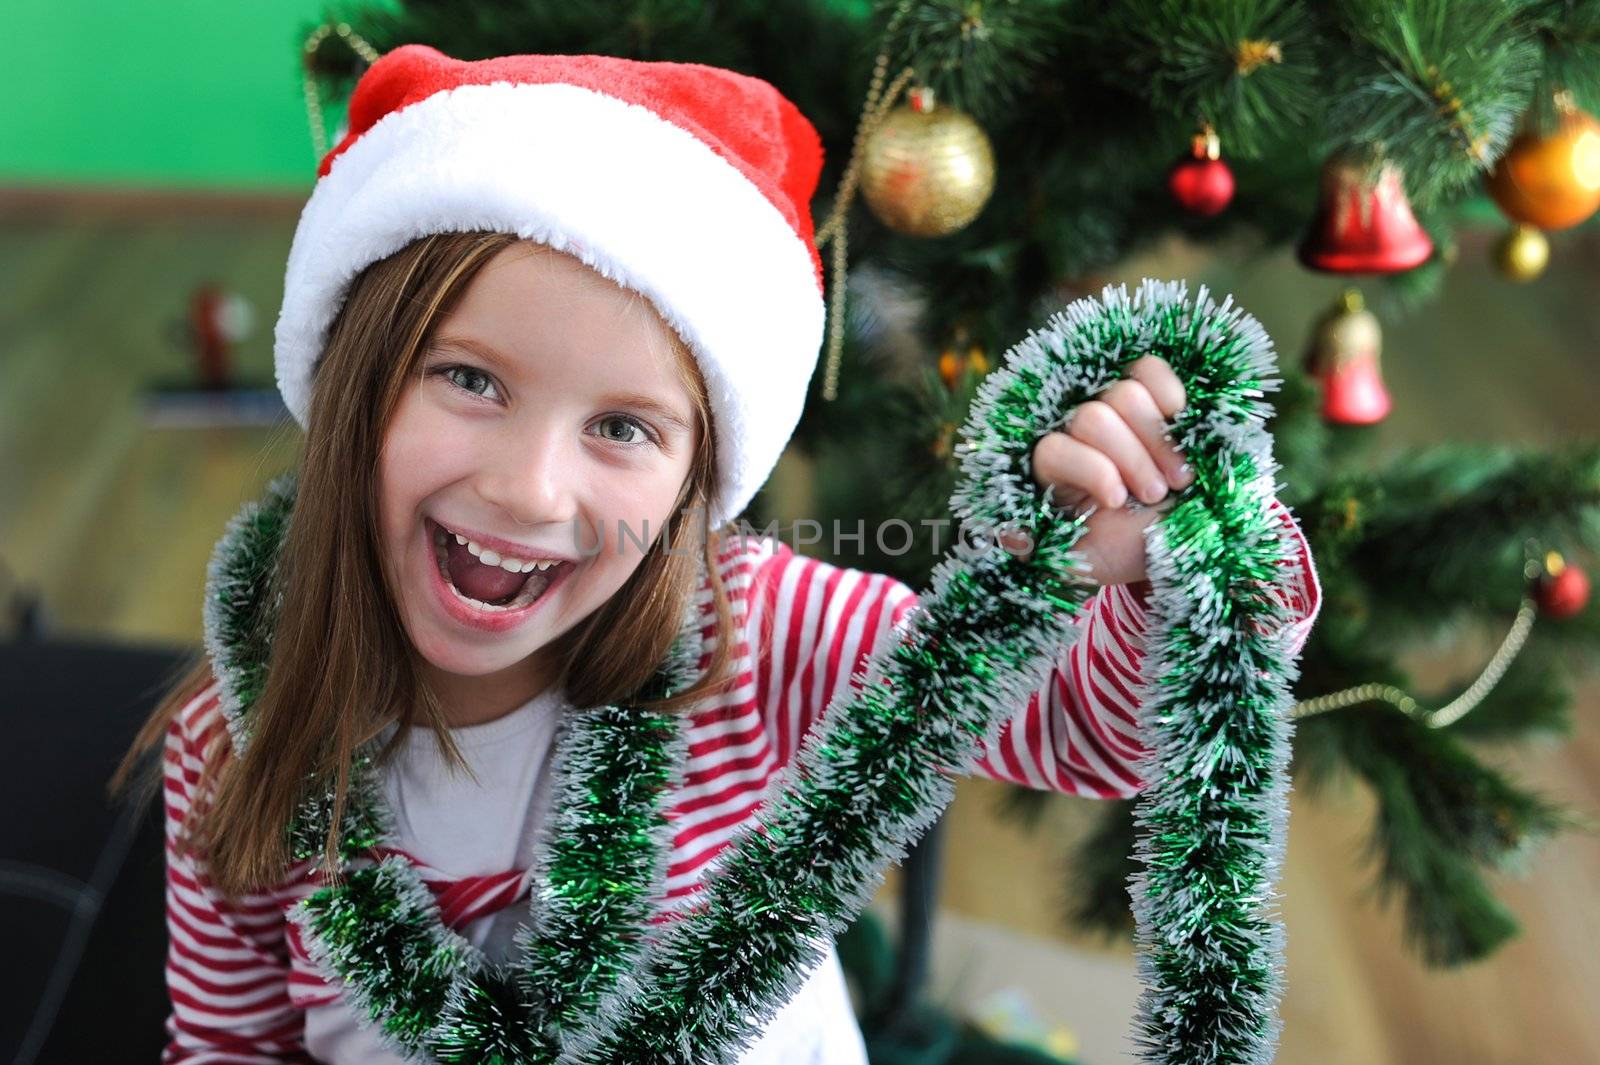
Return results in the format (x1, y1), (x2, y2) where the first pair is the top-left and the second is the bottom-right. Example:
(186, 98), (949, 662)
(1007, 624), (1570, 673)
(477, 431), (579, 529)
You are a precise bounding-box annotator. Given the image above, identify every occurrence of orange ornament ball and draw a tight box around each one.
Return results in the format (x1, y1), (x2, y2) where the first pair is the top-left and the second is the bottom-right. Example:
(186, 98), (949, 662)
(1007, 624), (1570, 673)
(1486, 104), (1600, 230)
(938, 349), (962, 388)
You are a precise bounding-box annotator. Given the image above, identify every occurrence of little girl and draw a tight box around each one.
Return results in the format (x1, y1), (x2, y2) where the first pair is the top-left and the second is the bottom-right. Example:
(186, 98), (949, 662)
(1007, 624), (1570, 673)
(119, 46), (1321, 1064)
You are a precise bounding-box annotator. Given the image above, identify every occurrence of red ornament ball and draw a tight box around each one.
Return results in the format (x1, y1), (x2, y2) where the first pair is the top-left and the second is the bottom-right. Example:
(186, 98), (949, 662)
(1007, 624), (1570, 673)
(1168, 155), (1235, 216)
(1533, 559), (1590, 619)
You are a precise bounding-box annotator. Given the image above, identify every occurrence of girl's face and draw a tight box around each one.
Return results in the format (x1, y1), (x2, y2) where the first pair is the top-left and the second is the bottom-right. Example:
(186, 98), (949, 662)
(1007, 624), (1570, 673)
(378, 242), (699, 721)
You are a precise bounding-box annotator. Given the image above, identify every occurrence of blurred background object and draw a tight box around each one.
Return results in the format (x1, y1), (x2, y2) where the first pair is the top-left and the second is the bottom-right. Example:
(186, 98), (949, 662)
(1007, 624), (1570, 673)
(3, 2), (1598, 1063)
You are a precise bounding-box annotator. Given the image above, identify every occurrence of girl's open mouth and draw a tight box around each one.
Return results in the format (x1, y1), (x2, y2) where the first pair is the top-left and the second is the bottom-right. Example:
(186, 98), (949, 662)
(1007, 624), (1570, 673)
(427, 518), (574, 616)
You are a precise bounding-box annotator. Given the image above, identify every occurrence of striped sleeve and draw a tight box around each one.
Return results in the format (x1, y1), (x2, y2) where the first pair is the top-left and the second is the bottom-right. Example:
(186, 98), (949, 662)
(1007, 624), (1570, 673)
(959, 494), (1321, 798)
(749, 495), (1321, 800)
(161, 682), (311, 1063)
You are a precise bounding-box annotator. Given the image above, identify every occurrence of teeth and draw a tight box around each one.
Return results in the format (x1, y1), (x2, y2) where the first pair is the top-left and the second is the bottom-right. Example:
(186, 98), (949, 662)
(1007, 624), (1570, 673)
(431, 526), (556, 611)
(438, 524), (564, 575)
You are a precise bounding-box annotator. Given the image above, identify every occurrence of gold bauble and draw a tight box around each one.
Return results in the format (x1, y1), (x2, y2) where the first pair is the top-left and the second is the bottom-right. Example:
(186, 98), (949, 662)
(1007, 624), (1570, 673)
(860, 87), (996, 237)
(1486, 96), (1600, 230)
(1494, 224), (1549, 281)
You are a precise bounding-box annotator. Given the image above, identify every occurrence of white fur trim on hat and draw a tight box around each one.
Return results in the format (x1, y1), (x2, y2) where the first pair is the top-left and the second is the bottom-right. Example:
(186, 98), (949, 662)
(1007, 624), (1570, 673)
(274, 81), (825, 527)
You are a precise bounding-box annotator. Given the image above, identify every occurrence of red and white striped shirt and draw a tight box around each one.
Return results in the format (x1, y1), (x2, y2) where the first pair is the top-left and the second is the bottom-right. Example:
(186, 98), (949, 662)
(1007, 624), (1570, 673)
(162, 501), (1321, 1062)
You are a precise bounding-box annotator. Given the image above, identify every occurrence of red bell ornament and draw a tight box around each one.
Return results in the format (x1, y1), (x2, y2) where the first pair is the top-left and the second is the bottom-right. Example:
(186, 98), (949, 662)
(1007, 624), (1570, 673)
(1298, 149), (1434, 274)
(1305, 289), (1391, 425)
(1168, 125), (1235, 216)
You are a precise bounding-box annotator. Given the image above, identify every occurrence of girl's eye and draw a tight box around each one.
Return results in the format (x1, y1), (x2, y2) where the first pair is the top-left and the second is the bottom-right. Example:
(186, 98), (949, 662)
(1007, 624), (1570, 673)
(435, 364), (501, 402)
(593, 415), (653, 446)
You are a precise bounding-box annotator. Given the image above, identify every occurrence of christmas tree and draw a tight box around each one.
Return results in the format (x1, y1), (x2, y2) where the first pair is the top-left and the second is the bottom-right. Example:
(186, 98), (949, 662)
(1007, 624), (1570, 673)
(303, 0), (1600, 1057)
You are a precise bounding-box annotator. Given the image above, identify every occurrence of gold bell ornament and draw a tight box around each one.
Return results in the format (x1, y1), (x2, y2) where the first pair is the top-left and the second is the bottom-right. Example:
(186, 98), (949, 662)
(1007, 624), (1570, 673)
(1304, 288), (1391, 425)
(860, 86), (996, 238)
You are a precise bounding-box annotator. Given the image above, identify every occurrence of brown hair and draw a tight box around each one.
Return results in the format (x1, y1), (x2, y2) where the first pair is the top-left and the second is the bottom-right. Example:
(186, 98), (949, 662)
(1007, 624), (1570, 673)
(110, 231), (739, 899)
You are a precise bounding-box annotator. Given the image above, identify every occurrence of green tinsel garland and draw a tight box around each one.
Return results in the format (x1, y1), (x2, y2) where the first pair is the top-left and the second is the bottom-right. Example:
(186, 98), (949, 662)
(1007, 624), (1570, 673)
(202, 476), (389, 862)
(573, 280), (1303, 1065)
(203, 477), (703, 1062)
(204, 279), (1305, 1064)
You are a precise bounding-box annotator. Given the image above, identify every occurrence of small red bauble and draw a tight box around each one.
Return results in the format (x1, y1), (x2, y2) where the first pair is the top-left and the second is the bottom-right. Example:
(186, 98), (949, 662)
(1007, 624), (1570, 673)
(1169, 126), (1235, 216)
(1532, 554), (1590, 619)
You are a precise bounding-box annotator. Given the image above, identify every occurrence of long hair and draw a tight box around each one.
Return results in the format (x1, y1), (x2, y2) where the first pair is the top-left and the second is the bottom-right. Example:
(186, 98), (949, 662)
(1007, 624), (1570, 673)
(111, 231), (739, 898)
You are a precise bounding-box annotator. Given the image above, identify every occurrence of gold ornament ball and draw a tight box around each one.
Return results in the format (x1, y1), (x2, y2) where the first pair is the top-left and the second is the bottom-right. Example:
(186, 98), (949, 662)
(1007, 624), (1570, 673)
(860, 89), (996, 238)
(1494, 224), (1549, 281)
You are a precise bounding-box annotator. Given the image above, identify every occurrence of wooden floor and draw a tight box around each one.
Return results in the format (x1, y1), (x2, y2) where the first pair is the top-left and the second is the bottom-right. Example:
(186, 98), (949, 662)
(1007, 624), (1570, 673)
(3, 203), (1596, 1063)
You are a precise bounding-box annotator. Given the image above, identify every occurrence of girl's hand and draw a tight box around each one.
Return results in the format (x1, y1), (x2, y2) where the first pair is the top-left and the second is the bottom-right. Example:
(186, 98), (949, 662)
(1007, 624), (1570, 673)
(1017, 355), (1191, 587)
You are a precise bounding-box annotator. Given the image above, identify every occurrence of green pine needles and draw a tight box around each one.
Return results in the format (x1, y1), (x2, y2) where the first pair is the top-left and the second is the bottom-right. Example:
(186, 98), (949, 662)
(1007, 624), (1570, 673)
(204, 278), (1306, 1064)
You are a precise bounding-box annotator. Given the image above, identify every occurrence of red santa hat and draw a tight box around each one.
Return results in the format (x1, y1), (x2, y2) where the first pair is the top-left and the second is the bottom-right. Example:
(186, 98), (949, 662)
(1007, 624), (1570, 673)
(275, 44), (826, 527)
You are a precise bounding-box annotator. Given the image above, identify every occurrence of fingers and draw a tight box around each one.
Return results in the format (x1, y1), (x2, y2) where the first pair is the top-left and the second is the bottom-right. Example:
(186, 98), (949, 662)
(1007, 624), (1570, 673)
(1128, 355), (1186, 418)
(1033, 429), (1127, 510)
(1065, 399), (1172, 505)
(1029, 355), (1192, 513)
(1097, 377), (1192, 492)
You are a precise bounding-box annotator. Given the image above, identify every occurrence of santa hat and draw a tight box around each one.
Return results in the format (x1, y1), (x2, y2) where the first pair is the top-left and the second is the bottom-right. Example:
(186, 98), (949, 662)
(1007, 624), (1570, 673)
(275, 45), (826, 527)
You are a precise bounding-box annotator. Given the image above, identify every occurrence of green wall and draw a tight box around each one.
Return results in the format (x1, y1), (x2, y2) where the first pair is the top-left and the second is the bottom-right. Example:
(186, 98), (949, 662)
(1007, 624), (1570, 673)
(1, 0), (354, 190)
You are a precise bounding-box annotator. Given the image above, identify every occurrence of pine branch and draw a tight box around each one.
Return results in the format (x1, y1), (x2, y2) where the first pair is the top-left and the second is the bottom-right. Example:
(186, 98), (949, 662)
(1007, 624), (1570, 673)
(1313, 705), (1577, 965)
(1323, 0), (1541, 205)
(1093, 0), (1320, 159)
(350, 0), (723, 63)
(1522, 0), (1600, 122)
(877, 0), (1072, 122)
(1330, 443), (1600, 624)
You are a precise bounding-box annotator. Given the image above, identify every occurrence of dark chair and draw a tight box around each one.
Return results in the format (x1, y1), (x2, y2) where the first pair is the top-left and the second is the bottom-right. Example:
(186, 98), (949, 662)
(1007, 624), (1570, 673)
(2, 636), (192, 1064)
